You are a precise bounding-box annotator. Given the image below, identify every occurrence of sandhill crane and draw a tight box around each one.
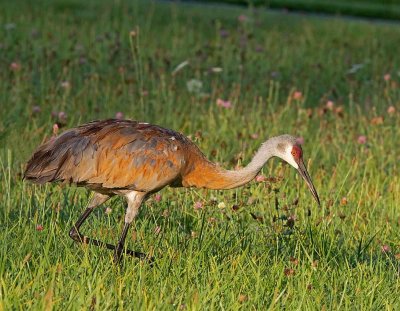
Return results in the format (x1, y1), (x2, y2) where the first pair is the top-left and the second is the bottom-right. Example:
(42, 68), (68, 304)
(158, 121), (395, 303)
(24, 119), (320, 264)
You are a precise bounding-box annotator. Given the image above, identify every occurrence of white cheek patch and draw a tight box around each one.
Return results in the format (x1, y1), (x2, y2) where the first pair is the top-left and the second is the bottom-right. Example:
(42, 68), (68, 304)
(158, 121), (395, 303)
(282, 146), (299, 169)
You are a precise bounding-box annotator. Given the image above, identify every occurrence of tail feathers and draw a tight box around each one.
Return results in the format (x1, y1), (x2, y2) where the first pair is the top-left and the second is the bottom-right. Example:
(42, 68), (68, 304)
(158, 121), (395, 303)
(24, 133), (74, 184)
(24, 160), (65, 184)
(24, 149), (60, 184)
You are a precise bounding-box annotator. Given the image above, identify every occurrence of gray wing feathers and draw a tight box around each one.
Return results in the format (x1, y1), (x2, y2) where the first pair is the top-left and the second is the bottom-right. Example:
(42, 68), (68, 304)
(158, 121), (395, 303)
(24, 130), (93, 184)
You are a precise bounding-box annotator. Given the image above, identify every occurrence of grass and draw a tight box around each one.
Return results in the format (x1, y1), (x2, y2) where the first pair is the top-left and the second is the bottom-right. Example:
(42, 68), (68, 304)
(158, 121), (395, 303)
(1, 0), (400, 309)
(202, 0), (400, 20)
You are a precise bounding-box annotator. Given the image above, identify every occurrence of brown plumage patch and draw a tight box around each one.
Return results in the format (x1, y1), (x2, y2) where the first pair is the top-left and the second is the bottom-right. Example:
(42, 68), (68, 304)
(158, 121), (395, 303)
(24, 119), (204, 194)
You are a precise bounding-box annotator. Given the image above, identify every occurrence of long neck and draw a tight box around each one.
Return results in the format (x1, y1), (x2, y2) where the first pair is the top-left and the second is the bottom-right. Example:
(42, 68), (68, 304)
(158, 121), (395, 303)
(182, 139), (277, 190)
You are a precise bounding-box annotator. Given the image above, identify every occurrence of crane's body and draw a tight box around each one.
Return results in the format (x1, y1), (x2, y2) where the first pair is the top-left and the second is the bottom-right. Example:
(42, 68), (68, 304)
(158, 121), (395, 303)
(25, 119), (252, 192)
(24, 119), (320, 263)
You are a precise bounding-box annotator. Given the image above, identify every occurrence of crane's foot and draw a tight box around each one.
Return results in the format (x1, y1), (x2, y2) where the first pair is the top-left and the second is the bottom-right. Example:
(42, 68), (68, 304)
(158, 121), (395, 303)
(113, 247), (123, 265)
(69, 227), (87, 243)
(69, 201), (154, 266)
(113, 247), (154, 266)
(69, 227), (153, 265)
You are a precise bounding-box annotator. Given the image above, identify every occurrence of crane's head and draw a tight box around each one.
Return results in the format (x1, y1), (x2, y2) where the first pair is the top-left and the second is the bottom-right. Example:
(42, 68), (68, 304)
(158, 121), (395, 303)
(274, 135), (320, 206)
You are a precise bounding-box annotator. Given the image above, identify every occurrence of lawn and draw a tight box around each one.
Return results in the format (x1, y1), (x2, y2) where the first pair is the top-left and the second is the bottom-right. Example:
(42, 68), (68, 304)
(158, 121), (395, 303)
(203, 0), (400, 20)
(1, 0), (399, 309)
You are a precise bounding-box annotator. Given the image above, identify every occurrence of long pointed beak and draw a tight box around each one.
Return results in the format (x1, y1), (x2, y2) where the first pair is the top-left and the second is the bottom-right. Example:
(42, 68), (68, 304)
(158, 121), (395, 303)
(297, 159), (320, 206)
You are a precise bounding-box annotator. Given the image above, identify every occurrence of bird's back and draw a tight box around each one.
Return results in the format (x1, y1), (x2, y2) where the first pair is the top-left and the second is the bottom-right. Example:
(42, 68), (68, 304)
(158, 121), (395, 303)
(24, 119), (200, 193)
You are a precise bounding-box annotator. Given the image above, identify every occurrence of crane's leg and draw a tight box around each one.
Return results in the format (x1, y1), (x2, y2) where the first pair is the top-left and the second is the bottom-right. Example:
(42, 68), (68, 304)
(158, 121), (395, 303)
(69, 193), (110, 244)
(69, 193), (125, 254)
(69, 192), (149, 263)
(113, 191), (146, 264)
